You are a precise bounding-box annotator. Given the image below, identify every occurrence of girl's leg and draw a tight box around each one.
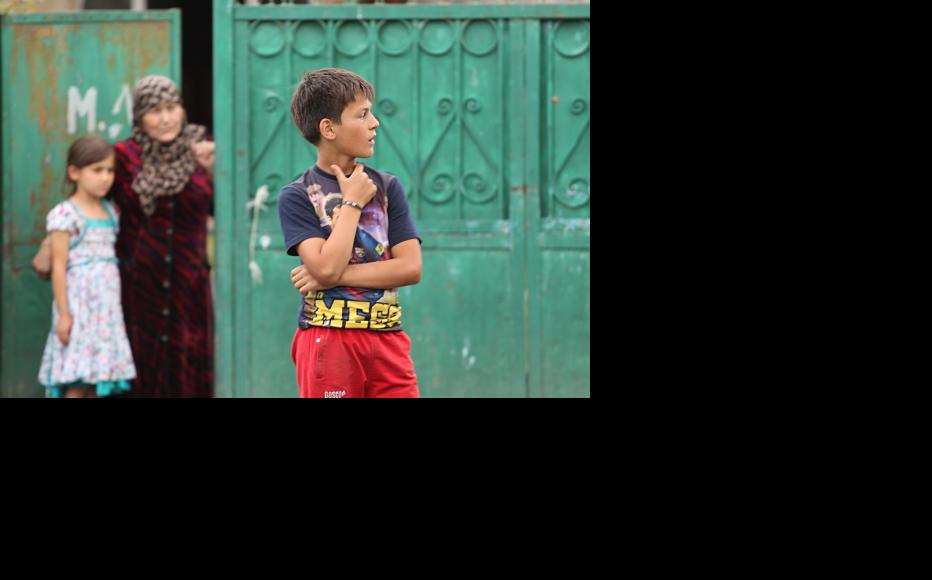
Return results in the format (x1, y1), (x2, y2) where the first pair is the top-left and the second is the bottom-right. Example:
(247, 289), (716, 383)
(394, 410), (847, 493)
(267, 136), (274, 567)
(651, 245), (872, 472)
(64, 387), (86, 398)
(84, 387), (99, 399)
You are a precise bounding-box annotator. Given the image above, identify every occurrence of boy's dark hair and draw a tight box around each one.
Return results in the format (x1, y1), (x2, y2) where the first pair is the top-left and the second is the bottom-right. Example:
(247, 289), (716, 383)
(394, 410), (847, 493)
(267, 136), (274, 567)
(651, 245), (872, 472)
(291, 68), (375, 145)
(64, 134), (113, 196)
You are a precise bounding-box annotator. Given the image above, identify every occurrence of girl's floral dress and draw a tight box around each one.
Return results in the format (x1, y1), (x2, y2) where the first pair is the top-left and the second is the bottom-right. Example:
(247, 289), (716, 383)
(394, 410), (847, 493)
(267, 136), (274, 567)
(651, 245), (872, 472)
(38, 200), (136, 397)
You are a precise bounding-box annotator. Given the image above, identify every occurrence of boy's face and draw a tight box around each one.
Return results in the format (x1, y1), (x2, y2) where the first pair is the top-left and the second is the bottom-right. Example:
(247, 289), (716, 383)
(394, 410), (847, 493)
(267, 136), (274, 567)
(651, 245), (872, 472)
(334, 93), (380, 158)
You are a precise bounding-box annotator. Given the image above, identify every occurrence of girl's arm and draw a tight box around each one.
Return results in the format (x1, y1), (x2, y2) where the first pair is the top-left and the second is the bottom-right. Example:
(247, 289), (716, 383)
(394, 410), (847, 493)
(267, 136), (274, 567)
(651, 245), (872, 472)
(49, 231), (73, 345)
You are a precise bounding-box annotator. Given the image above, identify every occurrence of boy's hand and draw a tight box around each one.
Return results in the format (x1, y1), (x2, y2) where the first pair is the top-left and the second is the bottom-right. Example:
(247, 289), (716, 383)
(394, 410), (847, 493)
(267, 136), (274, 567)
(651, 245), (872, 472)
(331, 163), (376, 207)
(291, 264), (330, 294)
(56, 312), (73, 346)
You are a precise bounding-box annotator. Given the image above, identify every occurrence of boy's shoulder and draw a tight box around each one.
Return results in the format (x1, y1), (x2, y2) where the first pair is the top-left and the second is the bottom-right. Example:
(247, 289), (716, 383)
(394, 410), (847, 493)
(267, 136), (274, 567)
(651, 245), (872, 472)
(277, 168), (318, 213)
(279, 168), (314, 196)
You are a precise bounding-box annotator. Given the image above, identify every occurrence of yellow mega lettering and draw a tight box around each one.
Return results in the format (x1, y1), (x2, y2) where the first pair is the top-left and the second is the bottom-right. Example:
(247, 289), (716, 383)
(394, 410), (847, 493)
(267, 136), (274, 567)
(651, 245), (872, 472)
(345, 301), (371, 329)
(386, 305), (402, 328)
(369, 303), (389, 330)
(313, 299), (345, 328)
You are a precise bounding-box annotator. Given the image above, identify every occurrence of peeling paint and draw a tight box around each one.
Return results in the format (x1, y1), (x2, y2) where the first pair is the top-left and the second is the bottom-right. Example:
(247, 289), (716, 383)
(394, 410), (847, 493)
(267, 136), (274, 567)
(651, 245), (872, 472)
(3, 14), (180, 398)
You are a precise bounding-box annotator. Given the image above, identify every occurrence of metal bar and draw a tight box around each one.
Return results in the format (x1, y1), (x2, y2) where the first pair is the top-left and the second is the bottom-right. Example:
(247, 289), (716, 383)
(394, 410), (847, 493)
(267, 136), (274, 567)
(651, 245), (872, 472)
(327, 19), (334, 64)
(233, 17), (252, 397)
(213, 0), (236, 397)
(546, 21), (554, 217)
(170, 9), (181, 88)
(235, 5), (591, 21)
(370, 16), (378, 168)
(286, 21), (293, 189)
(413, 18), (420, 220)
(505, 18), (529, 397)
(524, 18), (543, 398)
(5, 11), (176, 24)
(499, 18), (506, 220)
(0, 18), (10, 396)
(454, 20), (462, 220)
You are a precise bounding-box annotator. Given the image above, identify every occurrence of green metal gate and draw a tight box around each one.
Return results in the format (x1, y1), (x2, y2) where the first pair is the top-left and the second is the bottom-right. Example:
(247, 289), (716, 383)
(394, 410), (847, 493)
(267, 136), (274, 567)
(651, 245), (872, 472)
(1, 10), (180, 398)
(213, 1), (589, 397)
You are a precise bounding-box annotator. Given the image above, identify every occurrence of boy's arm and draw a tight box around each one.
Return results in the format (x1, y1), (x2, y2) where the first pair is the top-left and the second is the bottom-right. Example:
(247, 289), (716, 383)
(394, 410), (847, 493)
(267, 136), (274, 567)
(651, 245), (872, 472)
(292, 239), (422, 292)
(337, 239), (422, 288)
(295, 220), (359, 288)
(295, 165), (375, 286)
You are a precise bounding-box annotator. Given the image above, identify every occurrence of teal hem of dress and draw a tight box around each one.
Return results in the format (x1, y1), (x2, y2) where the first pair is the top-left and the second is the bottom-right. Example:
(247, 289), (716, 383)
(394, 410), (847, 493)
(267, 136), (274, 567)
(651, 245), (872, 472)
(45, 379), (132, 398)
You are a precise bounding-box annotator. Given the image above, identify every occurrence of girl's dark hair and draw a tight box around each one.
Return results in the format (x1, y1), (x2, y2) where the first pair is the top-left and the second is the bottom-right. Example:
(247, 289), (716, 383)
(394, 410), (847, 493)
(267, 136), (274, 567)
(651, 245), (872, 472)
(64, 134), (113, 196)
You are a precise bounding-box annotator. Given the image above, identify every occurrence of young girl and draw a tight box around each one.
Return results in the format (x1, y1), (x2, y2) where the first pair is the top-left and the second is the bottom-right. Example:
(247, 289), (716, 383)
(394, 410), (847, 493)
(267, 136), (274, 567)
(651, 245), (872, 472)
(38, 135), (137, 398)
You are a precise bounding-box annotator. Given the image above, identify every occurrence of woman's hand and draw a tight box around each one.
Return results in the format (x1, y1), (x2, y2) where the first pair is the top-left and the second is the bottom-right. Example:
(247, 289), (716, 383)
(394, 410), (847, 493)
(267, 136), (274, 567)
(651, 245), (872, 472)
(291, 264), (330, 294)
(56, 312), (73, 346)
(191, 141), (215, 178)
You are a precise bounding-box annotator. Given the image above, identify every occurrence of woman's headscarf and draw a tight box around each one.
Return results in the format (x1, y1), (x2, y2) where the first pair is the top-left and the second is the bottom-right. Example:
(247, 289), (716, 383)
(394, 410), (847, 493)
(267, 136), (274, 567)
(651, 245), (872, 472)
(131, 75), (207, 216)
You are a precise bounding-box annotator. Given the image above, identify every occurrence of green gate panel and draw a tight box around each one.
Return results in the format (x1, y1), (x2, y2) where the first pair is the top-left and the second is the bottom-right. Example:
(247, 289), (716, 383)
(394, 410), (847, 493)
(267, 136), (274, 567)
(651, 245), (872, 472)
(1, 11), (181, 398)
(533, 19), (590, 397)
(213, 2), (589, 397)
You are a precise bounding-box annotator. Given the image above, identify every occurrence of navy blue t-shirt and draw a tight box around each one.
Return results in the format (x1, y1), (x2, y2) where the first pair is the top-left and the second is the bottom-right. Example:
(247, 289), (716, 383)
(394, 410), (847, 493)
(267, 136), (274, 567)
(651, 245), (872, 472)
(278, 164), (420, 331)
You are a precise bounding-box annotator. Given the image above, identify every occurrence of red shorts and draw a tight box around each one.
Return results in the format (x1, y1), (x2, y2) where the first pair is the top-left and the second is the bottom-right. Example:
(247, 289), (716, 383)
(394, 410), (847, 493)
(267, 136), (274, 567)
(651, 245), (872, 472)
(291, 326), (420, 398)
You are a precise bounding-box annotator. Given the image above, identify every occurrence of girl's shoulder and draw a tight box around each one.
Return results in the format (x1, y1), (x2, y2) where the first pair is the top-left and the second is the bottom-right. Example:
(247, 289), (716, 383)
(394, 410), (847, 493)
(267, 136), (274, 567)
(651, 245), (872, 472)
(47, 199), (79, 219)
(46, 200), (82, 234)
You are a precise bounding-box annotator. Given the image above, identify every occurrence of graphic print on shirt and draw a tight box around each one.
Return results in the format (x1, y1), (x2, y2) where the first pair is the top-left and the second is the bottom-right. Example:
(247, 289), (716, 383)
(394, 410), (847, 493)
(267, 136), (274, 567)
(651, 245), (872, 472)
(303, 182), (400, 330)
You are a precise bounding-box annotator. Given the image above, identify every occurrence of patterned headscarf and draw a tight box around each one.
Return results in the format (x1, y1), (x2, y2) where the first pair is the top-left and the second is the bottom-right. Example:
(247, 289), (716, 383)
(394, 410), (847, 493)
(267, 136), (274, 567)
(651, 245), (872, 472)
(131, 75), (207, 216)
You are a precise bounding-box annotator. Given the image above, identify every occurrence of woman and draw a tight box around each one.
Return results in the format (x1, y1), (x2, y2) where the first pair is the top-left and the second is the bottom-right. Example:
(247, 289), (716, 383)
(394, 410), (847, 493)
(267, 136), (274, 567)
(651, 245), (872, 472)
(109, 75), (215, 397)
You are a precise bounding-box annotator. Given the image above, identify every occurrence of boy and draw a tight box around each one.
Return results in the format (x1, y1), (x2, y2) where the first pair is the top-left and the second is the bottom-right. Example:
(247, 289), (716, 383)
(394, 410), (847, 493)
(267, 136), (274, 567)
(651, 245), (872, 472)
(278, 68), (422, 398)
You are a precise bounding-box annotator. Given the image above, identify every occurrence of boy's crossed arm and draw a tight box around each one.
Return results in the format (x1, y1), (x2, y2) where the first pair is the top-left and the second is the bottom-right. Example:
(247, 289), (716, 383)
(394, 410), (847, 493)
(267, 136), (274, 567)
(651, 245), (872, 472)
(294, 164), (375, 287)
(292, 238), (421, 294)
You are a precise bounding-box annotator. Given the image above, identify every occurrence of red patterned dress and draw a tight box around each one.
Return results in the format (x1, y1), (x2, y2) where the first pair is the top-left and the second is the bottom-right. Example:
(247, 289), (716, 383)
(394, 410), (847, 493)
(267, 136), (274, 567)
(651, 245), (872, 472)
(109, 138), (214, 397)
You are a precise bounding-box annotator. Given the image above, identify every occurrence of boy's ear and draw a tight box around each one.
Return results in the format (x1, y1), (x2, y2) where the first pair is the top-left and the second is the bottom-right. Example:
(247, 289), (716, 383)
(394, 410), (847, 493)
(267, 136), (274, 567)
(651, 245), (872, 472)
(319, 118), (336, 141)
